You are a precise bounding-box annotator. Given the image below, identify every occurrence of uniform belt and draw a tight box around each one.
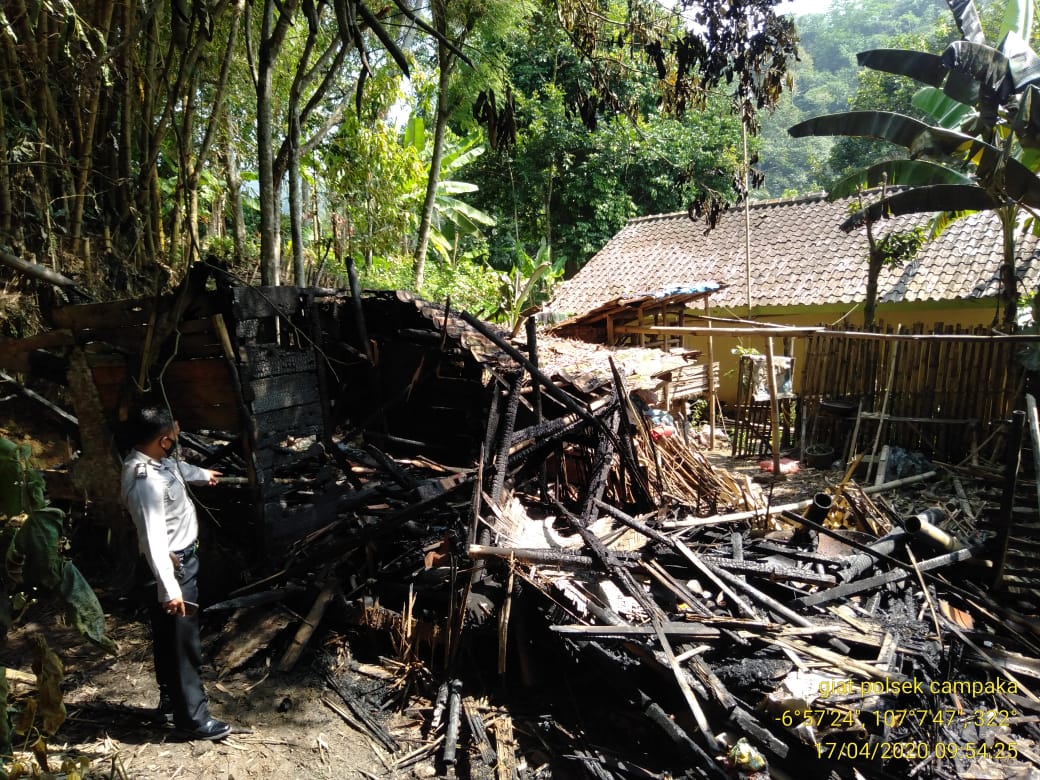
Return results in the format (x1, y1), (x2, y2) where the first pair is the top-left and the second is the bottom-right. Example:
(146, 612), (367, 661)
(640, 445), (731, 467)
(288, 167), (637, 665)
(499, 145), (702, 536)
(170, 540), (199, 570)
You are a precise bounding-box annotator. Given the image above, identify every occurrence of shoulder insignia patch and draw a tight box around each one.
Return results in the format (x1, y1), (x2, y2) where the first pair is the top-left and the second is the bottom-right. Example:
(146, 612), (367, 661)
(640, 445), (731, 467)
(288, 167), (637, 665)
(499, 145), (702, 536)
(134, 462), (148, 479)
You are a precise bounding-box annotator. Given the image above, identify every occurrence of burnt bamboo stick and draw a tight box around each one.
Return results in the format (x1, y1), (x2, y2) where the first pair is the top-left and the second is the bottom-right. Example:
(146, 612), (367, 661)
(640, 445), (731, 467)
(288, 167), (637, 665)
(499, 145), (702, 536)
(706, 560), (851, 653)
(526, 316), (548, 500)
(442, 679), (463, 771)
(461, 311), (652, 504)
(491, 373), (523, 506)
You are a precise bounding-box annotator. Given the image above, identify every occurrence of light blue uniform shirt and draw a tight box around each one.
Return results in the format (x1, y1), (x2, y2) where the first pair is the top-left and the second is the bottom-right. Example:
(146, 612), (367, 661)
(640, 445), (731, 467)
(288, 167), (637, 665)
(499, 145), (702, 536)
(121, 450), (212, 602)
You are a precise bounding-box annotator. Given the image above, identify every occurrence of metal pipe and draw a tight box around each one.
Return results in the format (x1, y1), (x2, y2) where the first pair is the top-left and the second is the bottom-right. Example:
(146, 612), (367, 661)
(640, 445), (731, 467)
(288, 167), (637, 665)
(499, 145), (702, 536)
(903, 508), (964, 552)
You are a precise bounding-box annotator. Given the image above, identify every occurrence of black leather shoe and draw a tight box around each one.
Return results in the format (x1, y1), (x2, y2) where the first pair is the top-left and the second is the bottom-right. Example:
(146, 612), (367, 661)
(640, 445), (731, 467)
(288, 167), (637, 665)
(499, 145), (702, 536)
(151, 707), (174, 725)
(152, 694), (175, 725)
(180, 718), (232, 741)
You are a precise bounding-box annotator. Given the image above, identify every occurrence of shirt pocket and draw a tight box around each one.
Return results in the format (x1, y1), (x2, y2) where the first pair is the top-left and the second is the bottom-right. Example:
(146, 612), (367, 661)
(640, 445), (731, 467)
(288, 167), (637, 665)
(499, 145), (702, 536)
(163, 473), (185, 504)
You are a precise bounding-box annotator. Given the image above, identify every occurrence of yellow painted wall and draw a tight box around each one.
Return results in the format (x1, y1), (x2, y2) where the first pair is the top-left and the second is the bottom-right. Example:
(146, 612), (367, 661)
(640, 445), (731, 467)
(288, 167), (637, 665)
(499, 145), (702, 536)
(688, 299), (999, 406)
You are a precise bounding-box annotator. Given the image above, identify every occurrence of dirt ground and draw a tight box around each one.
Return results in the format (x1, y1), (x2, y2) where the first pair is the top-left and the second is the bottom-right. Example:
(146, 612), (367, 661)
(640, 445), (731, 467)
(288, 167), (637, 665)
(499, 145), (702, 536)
(4, 601), (416, 780)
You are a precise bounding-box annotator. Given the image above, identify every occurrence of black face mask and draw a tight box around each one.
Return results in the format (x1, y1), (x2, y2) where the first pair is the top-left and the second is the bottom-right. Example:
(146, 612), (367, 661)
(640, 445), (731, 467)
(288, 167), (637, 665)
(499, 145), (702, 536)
(160, 436), (177, 458)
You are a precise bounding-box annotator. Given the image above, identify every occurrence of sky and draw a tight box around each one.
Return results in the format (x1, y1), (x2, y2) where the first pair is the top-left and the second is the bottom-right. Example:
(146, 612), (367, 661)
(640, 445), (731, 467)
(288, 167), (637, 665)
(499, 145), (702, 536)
(776, 0), (833, 15)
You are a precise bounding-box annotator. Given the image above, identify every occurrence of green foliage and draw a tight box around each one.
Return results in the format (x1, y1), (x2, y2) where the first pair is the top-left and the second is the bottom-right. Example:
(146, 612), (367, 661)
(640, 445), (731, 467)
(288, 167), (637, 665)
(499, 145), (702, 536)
(0, 438), (115, 654)
(874, 227), (926, 267)
(0, 439), (114, 778)
(467, 14), (743, 275)
(401, 120), (497, 263)
(757, 0), (951, 198)
(355, 254), (501, 316)
(490, 241), (564, 334)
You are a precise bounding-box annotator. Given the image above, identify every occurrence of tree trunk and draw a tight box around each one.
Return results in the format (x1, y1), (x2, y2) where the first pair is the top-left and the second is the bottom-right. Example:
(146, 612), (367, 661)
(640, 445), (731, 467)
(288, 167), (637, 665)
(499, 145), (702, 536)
(1000, 207), (1018, 329)
(288, 106), (305, 285)
(258, 1), (282, 285)
(412, 58), (452, 291)
(224, 130), (248, 265)
(70, 0), (115, 258)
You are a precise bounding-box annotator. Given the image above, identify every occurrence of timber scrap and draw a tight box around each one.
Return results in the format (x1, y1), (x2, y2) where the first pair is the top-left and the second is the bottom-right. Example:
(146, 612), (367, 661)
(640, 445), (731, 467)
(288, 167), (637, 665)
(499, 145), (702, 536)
(4, 269), (1040, 778)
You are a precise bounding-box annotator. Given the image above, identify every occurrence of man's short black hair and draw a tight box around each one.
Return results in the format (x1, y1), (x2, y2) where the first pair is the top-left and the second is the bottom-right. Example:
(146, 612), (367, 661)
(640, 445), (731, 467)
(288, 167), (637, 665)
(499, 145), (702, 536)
(125, 406), (175, 447)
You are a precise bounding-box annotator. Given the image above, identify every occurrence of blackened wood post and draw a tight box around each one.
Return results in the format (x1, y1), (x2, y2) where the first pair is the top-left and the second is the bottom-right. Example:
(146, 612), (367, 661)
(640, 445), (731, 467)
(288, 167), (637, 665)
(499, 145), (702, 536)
(578, 409), (620, 522)
(492, 373), (523, 506)
(992, 409), (1025, 587)
(525, 316), (548, 500)
(344, 254), (371, 363)
(609, 356), (650, 503)
(442, 679), (463, 774)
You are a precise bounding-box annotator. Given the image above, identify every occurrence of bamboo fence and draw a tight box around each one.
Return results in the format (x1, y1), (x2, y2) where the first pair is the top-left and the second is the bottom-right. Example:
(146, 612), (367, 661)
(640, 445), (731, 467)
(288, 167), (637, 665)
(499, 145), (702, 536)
(799, 323), (1030, 464)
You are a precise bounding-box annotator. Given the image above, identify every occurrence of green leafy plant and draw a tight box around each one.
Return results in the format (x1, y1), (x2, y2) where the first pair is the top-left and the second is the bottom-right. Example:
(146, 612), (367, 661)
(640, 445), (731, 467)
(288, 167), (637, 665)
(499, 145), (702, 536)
(875, 227), (926, 266)
(490, 241), (564, 336)
(0, 437), (115, 774)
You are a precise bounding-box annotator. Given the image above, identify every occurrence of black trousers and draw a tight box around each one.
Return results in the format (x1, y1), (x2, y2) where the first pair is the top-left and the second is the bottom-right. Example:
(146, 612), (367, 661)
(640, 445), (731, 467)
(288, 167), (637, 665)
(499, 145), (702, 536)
(142, 545), (212, 729)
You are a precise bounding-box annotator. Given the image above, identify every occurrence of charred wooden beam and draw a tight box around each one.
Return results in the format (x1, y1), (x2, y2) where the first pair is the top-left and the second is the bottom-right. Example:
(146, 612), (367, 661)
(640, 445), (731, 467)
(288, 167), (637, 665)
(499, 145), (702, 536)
(706, 562), (851, 654)
(637, 691), (731, 780)
(492, 373), (523, 505)
(526, 316), (548, 499)
(594, 500), (759, 619)
(795, 545), (985, 608)
(698, 554), (836, 586)
(364, 444), (418, 490)
(578, 408), (620, 522)
(468, 543), (637, 568)
(461, 311), (652, 504)
(550, 623), (721, 639)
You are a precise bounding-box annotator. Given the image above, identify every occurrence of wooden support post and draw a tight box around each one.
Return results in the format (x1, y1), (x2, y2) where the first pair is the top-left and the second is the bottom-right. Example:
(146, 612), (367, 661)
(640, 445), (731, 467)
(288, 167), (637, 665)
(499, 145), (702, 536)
(866, 332), (900, 483)
(705, 296), (715, 449)
(1026, 394), (1040, 519)
(278, 575), (338, 672)
(765, 336), (781, 475)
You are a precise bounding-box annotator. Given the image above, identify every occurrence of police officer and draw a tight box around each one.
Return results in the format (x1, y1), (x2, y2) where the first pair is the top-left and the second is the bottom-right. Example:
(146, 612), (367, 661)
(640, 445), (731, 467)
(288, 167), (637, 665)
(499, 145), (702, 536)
(121, 406), (232, 741)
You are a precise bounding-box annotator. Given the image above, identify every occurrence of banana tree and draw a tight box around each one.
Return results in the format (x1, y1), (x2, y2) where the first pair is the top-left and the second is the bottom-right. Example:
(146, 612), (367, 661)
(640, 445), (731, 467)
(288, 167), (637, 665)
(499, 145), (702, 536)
(403, 117), (496, 271)
(788, 0), (1040, 327)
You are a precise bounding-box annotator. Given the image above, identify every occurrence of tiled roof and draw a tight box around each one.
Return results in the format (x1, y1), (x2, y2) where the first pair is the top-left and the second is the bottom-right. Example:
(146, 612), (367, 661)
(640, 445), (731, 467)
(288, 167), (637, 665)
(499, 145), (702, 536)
(547, 192), (1040, 316)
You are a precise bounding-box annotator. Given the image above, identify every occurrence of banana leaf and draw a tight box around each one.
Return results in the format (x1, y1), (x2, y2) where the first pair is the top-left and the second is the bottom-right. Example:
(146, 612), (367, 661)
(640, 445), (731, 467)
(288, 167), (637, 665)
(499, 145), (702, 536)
(840, 184), (999, 231)
(788, 111), (974, 157)
(789, 111), (1040, 207)
(857, 49), (947, 86)
(1000, 30), (1040, 90)
(827, 159), (975, 200)
(948, 0), (985, 45)
(60, 562), (117, 654)
(1003, 0), (1033, 43)
(942, 40), (1012, 100)
(912, 86), (973, 129)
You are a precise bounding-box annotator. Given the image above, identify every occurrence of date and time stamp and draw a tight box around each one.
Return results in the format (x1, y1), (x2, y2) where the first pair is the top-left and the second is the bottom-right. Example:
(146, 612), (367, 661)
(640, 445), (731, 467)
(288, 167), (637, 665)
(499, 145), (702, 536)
(774, 678), (1026, 762)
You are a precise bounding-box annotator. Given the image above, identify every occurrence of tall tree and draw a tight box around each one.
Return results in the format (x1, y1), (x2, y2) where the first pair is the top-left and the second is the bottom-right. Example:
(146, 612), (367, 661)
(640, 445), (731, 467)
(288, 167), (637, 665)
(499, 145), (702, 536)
(412, 0), (531, 291)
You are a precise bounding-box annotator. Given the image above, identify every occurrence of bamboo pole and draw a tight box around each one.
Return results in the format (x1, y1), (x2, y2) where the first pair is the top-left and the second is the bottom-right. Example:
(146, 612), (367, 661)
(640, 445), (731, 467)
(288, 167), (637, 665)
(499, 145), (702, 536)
(866, 331), (900, 483)
(765, 337), (781, 475)
(705, 296), (715, 449)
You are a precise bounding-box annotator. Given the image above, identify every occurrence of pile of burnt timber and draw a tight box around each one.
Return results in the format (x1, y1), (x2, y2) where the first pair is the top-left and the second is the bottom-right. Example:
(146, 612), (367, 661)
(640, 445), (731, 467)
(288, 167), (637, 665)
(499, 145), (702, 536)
(5, 276), (1040, 777)
(201, 294), (1040, 780)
